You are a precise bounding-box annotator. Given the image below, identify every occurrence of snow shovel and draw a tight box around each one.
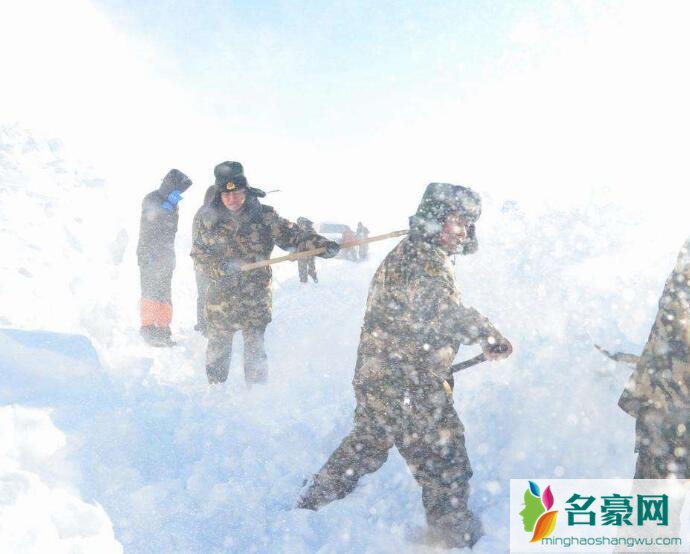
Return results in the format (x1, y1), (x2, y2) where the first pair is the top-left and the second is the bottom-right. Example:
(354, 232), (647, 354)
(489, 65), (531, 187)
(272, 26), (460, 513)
(450, 341), (512, 374)
(450, 353), (487, 373)
(593, 343), (639, 365)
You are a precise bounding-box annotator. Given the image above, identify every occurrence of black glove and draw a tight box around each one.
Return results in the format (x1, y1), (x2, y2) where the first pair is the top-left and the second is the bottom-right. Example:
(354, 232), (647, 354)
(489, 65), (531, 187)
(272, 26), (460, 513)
(320, 240), (340, 259)
(483, 336), (513, 359)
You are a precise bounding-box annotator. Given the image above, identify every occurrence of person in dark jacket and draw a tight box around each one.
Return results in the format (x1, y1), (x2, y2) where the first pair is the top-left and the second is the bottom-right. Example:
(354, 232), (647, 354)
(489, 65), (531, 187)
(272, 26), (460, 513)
(136, 169), (192, 346)
(193, 182), (230, 335)
(296, 217), (318, 283)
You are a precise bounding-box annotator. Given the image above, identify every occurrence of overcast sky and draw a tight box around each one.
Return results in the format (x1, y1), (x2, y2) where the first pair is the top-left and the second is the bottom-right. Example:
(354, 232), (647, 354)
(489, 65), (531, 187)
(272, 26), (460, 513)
(1, 0), (689, 232)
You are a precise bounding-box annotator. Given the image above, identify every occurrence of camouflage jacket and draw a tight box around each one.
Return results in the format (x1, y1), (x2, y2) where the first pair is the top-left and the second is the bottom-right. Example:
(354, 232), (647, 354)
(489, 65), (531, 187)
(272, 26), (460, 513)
(353, 236), (499, 390)
(192, 186), (217, 246)
(190, 195), (331, 329)
(619, 240), (690, 419)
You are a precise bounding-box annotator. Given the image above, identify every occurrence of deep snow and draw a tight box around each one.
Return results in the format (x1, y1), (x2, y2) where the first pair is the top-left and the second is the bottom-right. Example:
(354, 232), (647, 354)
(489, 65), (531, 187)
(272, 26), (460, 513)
(1, 125), (687, 552)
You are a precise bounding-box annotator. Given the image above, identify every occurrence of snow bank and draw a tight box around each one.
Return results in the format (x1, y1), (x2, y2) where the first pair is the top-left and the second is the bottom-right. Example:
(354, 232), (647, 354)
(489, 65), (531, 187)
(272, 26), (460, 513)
(0, 405), (122, 554)
(0, 125), (128, 336)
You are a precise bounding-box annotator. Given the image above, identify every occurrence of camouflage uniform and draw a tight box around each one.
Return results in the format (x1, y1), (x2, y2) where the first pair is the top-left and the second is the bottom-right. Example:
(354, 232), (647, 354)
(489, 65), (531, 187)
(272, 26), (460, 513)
(191, 193), (333, 384)
(619, 240), (690, 479)
(298, 188), (508, 547)
(296, 217), (318, 283)
(192, 185), (217, 334)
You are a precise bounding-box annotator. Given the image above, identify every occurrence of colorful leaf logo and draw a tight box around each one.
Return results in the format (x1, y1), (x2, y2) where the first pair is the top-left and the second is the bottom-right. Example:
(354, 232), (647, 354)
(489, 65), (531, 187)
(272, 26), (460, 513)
(530, 511), (558, 542)
(520, 482), (558, 541)
(542, 486), (554, 511)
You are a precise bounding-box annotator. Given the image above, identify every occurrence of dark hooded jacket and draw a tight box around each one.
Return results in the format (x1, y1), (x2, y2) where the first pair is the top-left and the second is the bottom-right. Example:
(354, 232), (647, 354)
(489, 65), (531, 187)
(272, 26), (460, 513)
(136, 169), (192, 270)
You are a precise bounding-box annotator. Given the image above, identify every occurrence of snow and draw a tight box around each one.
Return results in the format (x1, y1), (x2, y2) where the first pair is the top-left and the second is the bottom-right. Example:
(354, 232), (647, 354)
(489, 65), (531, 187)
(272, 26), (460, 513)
(2, 0), (690, 548)
(0, 404), (121, 554)
(0, 124), (687, 552)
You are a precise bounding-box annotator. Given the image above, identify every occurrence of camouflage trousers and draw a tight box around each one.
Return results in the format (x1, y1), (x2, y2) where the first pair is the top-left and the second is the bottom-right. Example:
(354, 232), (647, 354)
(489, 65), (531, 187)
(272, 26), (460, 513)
(298, 257), (317, 283)
(298, 373), (474, 527)
(206, 325), (268, 384)
(634, 409), (690, 479)
(195, 271), (210, 333)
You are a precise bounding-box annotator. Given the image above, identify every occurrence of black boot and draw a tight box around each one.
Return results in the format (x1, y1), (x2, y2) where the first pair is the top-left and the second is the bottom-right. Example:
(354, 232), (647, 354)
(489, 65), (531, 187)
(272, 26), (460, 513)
(141, 326), (175, 347)
(141, 325), (165, 347)
(159, 326), (176, 347)
(296, 474), (346, 511)
(426, 510), (483, 549)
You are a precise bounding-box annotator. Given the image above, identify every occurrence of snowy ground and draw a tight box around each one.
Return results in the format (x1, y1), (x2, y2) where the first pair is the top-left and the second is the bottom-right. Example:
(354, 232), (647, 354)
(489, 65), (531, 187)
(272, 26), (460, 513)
(1, 126), (687, 552)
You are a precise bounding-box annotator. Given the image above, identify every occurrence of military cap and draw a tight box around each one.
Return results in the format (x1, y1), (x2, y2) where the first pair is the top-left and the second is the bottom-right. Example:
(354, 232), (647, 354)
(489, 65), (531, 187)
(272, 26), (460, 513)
(214, 161), (244, 189)
(214, 161), (266, 197)
(414, 183), (481, 224)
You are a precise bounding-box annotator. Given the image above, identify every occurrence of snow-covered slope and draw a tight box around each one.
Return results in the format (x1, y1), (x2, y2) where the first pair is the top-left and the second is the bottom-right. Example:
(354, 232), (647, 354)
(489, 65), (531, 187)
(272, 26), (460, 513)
(0, 125), (128, 335)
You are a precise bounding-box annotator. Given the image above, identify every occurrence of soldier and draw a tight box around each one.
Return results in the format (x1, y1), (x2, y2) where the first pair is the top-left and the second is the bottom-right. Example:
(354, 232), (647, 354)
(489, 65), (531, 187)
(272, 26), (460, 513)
(356, 221), (369, 260)
(618, 239), (690, 479)
(193, 183), (227, 335)
(136, 169), (192, 347)
(296, 183), (512, 549)
(296, 217), (318, 284)
(191, 161), (340, 385)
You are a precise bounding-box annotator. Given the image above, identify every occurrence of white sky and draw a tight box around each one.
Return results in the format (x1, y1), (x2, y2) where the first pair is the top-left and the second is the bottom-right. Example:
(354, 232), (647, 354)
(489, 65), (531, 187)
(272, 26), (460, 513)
(1, 0), (688, 233)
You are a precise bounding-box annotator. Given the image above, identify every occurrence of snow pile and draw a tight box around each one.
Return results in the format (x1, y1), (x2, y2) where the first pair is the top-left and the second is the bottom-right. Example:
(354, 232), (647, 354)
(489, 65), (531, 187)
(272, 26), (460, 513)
(0, 124), (128, 335)
(0, 404), (122, 553)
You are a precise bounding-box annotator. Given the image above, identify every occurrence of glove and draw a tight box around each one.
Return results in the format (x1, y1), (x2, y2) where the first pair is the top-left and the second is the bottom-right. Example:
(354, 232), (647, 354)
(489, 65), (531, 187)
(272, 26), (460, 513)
(222, 259), (244, 276)
(320, 240), (340, 259)
(483, 336), (513, 360)
(162, 190), (183, 212)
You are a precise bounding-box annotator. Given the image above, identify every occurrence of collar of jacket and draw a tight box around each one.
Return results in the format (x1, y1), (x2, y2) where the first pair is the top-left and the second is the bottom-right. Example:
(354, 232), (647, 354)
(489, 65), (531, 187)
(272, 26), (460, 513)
(407, 225), (455, 257)
(217, 195), (262, 223)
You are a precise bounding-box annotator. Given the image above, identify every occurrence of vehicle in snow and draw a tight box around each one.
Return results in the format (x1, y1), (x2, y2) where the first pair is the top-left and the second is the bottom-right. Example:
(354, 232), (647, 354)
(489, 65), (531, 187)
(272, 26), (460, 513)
(317, 223), (359, 261)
